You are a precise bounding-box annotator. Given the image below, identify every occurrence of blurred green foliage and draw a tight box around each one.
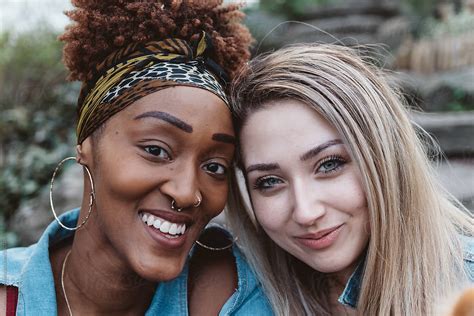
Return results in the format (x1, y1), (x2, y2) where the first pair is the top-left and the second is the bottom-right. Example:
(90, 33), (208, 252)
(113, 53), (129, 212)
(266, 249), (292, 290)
(257, 0), (444, 18)
(0, 28), (79, 221)
(259, 0), (334, 17)
(421, 9), (474, 38)
(402, 0), (436, 17)
(447, 88), (473, 112)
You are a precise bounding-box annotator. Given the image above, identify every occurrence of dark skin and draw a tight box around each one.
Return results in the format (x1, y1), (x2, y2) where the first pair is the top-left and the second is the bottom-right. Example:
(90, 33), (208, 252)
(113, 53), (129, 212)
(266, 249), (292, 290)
(188, 248), (238, 315)
(47, 86), (237, 315)
(188, 227), (239, 315)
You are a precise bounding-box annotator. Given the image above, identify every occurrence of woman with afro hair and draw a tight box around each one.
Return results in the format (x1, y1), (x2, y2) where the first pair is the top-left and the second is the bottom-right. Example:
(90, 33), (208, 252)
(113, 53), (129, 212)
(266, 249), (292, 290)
(0, 1), (273, 315)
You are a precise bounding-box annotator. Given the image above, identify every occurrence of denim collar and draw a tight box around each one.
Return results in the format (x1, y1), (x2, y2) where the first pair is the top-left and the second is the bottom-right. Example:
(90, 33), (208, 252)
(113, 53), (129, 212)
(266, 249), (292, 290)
(337, 258), (365, 308)
(337, 235), (474, 309)
(4, 209), (270, 315)
(14, 209), (80, 315)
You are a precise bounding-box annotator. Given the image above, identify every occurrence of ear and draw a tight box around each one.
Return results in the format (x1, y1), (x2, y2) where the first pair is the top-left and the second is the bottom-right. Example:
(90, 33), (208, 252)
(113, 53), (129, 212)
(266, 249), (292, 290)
(76, 138), (93, 167)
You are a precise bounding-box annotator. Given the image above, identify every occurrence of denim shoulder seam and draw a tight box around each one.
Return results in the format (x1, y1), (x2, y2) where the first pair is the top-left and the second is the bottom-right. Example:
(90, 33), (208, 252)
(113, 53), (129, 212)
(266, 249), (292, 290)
(1, 247), (35, 287)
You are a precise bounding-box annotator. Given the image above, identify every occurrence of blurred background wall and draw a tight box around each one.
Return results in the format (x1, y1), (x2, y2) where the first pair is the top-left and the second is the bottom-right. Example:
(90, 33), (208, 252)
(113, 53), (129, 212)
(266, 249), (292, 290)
(1, 0), (473, 247)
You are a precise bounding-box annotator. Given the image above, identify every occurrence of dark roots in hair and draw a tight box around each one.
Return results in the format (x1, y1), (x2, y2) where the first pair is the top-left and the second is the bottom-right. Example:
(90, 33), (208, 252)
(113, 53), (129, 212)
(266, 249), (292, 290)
(60, 0), (253, 82)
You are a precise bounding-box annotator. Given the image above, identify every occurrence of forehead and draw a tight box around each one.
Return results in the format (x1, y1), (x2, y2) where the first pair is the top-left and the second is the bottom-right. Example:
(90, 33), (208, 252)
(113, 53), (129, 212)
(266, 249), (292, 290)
(241, 99), (339, 161)
(117, 86), (234, 134)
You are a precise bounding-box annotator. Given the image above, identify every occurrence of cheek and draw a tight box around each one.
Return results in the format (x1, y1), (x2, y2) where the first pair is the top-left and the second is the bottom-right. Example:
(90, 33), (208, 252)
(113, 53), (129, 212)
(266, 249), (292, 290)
(252, 194), (288, 232)
(97, 159), (159, 201)
(205, 184), (228, 217)
(341, 173), (371, 240)
(90, 127), (158, 201)
(334, 170), (368, 216)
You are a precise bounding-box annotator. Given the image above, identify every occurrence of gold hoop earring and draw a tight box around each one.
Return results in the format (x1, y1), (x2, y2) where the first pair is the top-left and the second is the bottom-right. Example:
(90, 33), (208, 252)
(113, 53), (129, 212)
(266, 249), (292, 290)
(195, 239), (236, 251)
(195, 224), (238, 251)
(50, 157), (95, 231)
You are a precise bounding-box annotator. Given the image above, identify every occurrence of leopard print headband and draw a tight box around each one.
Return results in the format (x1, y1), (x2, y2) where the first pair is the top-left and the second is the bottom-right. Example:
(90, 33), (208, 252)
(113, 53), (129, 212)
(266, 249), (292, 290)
(76, 32), (228, 144)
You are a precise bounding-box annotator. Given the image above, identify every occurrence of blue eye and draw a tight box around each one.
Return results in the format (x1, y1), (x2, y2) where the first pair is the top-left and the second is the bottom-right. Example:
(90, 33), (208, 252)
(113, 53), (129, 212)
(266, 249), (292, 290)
(143, 145), (171, 161)
(253, 176), (283, 191)
(203, 162), (227, 176)
(317, 156), (346, 174)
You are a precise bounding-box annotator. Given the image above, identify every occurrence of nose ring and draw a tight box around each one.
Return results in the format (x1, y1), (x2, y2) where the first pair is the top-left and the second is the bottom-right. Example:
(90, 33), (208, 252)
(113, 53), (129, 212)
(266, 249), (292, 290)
(171, 199), (182, 212)
(193, 194), (202, 208)
(171, 194), (201, 211)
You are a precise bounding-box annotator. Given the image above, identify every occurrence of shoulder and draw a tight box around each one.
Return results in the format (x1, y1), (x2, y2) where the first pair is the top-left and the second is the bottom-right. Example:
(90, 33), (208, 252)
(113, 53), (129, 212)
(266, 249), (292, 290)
(221, 246), (273, 315)
(0, 209), (78, 287)
(188, 239), (238, 316)
(225, 283), (273, 316)
(188, 225), (273, 315)
(460, 234), (474, 282)
(0, 245), (36, 286)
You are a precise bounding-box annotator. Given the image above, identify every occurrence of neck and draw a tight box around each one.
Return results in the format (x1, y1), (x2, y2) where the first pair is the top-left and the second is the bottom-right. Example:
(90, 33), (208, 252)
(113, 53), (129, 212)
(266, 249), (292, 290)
(332, 266), (355, 290)
(326, 263), (359, 315)
(55, 210), (156, 315)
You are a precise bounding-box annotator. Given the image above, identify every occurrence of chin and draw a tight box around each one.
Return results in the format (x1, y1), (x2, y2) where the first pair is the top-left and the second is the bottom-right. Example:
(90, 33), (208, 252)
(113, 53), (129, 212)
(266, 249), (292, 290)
(305, 251), (359, 275)
(308, 261), (346, 274)
(133, 256), (187, 282)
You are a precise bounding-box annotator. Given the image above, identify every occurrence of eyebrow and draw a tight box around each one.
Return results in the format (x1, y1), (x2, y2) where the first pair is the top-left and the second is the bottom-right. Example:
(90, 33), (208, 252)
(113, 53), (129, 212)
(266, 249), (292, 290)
(300, 139), (343, 161)
(134, 111), (193, 133)
(246, 163), (280, 174)
(212, 133), (236, 145)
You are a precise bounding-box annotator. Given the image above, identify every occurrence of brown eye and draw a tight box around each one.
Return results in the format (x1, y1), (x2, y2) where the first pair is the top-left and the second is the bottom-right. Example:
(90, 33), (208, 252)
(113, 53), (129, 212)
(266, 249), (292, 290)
(203, 162), (227, 176)
(143, 145), (171, 161)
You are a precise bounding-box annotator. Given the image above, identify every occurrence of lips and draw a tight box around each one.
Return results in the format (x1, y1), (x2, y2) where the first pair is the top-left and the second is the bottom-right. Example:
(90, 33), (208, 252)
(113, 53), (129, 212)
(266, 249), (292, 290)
(141, 212), (186, 236)
(295, 224), (344, 250)
(298, 224), (344, 239)
(139, 209), (195, 249)
(140, 209), (194, 226)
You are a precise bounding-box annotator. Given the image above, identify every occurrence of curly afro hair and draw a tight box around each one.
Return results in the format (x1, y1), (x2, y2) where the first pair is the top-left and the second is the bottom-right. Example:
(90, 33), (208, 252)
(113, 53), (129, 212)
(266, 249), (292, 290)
(60, 0), (253, 83)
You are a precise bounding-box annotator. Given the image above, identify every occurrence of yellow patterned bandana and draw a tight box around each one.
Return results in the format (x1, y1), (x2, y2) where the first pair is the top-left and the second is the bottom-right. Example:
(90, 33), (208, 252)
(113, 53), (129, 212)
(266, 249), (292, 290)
(76, 32), (228, 144)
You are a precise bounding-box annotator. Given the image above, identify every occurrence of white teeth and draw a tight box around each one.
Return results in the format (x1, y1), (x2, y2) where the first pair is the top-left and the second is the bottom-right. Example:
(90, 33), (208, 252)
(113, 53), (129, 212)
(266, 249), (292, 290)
(169, 223), (178, 235)
(153, 219), (162, 229)
(159, 221), (171, 233)
(141, 212), (186, 235)
(146, 215), (155, 226)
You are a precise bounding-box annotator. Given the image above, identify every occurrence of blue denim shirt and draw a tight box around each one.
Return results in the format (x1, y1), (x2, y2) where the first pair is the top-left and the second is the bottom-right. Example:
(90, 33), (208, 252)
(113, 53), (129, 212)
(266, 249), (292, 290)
(338, 234), (474, 308)
(0, 209), (273, 315)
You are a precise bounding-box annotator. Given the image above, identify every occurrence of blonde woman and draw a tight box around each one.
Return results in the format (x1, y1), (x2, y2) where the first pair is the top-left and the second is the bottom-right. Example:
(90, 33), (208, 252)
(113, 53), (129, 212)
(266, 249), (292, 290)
(227, 44), (474, 315)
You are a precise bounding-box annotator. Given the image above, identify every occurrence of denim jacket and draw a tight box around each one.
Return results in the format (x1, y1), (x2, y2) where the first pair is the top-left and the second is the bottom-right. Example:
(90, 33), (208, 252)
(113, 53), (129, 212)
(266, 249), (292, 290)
(338, 234), (474, 308)
(0, 209), (273, 315)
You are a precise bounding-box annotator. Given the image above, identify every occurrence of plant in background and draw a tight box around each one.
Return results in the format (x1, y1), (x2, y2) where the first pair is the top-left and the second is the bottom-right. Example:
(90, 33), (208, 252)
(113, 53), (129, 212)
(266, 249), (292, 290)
(421, 9), (474, 38)
(401, 0), (438, 18)
(447, 88), (473, 112)
(259, 0), (334, 18)
(0, 27), (79, 234)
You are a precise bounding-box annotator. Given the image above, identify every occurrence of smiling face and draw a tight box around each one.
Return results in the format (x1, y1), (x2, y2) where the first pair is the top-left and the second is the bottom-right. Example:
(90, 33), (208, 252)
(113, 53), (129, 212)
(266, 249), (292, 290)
(79, 86), (235, 282)
(240, 99), (370, 279)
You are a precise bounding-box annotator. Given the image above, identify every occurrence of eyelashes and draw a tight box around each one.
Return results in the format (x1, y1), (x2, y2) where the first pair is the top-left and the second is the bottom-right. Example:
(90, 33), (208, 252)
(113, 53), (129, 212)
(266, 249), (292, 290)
(140, 144), (228, 180)
(316, 155), (346, 174)
(142, 145), (171, 161)
(251, 155), (348, 192)
(253, 176), (283, 190)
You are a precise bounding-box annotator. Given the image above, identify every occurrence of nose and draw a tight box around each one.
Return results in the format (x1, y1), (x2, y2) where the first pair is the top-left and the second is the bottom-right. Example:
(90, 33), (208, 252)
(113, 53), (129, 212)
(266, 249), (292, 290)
(291, 178), (326, 226)
(160, 161), (201, 211)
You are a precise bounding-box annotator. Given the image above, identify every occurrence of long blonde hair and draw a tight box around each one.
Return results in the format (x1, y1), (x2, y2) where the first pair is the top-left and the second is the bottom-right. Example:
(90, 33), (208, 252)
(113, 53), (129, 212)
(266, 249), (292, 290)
(227, 44), (474, 315)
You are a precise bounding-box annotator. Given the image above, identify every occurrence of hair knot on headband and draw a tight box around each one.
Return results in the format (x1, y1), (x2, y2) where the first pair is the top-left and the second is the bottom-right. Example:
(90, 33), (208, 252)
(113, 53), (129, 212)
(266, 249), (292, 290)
(76, 31), (229, 144)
